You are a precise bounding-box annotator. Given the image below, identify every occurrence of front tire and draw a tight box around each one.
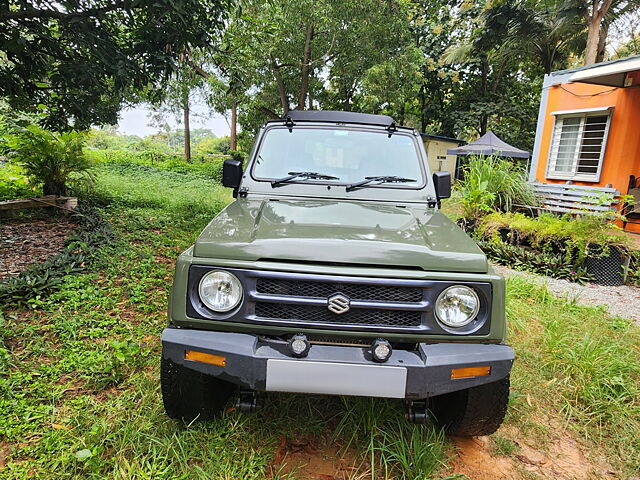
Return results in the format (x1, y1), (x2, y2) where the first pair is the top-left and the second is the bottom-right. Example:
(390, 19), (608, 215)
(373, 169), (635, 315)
(428, 376), (510, 436)
(160, 356), (236, 421)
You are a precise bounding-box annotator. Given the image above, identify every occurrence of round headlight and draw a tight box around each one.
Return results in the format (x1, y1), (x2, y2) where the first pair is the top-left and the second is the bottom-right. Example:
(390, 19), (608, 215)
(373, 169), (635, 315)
(198, 270), (243, 312)
(435, 285), (480, 328)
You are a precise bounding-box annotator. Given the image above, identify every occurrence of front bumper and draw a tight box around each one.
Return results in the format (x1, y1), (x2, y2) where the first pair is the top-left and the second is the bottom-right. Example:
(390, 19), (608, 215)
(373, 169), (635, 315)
(162, 327), (514, 400)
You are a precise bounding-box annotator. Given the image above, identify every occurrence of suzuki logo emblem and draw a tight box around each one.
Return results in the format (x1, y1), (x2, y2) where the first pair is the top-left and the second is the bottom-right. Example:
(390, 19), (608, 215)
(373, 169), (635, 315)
(327, 293), (350, 314)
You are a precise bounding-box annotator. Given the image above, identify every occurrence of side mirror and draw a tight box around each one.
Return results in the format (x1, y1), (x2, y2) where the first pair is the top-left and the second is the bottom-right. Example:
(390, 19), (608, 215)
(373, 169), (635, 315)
(222, 159), (243, 192)
(433, 171), (451, 200)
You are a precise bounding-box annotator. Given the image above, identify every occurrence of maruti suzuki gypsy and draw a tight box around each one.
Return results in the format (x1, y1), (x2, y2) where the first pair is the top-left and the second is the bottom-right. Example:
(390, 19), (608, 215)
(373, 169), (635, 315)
(161, 110), (514, 435)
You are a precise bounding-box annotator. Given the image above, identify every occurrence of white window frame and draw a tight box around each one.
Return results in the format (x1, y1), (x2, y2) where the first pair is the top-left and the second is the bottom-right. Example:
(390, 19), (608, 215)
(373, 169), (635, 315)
(546, 108), (613, 182)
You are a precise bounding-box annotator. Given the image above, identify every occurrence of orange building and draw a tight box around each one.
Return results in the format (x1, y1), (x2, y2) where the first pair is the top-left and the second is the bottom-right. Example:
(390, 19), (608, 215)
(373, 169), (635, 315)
(529, 54), (640, 231)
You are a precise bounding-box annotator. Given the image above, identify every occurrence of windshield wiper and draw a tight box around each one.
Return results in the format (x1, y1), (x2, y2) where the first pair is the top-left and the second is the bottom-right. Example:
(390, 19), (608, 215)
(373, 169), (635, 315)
(271, 171), (340, 187)
(345, 176), (416, 192)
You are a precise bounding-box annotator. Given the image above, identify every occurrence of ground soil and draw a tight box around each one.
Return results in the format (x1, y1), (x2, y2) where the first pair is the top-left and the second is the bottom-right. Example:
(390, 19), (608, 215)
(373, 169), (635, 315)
(446, 428), (617, 480)
(0, 217), (75, 279)
(268, 434), (361, 480)
(268, 423), (620, 480)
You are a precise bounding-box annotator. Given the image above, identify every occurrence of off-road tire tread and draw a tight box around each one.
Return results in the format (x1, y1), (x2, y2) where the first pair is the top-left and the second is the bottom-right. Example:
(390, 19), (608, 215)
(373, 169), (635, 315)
(429, 376), (510, 436)
(160, 356), (235, 421)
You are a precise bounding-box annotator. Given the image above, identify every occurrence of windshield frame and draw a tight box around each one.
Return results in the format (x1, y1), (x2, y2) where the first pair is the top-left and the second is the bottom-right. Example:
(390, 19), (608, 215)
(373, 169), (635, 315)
(249, 124), (427, 191)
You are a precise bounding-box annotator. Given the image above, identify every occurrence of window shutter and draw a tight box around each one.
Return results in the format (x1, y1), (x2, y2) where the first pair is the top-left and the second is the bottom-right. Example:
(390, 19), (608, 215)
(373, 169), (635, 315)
(576, 115), (609, 176)
(546, 111), (611, 181)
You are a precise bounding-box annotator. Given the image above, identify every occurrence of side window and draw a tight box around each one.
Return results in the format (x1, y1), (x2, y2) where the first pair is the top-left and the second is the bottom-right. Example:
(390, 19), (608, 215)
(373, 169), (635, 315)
(547, 112), (611, 181)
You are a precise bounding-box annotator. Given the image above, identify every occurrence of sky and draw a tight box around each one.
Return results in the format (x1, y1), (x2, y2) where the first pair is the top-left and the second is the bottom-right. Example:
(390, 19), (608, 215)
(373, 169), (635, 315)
(117, 103), (231, 138)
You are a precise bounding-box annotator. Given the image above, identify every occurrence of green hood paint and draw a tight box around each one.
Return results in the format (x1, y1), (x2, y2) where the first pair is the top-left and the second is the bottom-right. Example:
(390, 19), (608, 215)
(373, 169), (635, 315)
(194, 198), (487, 273)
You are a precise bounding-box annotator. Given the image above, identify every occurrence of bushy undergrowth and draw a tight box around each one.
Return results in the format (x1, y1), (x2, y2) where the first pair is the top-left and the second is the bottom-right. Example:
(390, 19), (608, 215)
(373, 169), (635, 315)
(473, 212), (633, 283)
(457, 155), (537, 218)
(478, 239), (592, 283)
(86, 149), (229, 183)
(0, 162), (39, 200)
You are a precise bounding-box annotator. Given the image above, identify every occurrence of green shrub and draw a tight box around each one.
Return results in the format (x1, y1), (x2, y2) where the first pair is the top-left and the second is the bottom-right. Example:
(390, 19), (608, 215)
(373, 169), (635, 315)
(6, 125), (94, 196)
(477, 212), (631, 263)
(85, 149), (228, 182)
(0, 163), (40, 200)
(195, 136), (231, 155)
(477, 238), (592, 283)
(457, 155), (537, 218)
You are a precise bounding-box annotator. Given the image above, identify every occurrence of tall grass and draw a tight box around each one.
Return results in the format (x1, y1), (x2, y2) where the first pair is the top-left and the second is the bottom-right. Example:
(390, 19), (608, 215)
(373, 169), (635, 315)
(506, 275), (640, 474)
(457, 155), (537, 218)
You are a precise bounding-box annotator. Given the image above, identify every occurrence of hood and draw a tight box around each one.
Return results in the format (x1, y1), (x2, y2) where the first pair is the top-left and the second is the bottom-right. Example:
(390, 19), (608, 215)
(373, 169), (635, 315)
(194, 198), (487, 273)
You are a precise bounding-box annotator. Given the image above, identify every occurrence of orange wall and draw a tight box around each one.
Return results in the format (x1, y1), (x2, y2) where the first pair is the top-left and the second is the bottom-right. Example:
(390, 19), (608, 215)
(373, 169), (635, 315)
(534, 82), (640, 195)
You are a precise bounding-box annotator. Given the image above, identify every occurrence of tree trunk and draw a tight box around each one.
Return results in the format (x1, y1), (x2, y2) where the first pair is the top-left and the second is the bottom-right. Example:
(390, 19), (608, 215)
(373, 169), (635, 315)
(271, 58), (290, 114)
(480, 57), (488, 135)
(43, 181), (66, 197)
(298, 24), (314, 110)
(230, 102), (237, 151)
(596, 22), (608, 63)
(183, 92), (191, 162)
(585, 15), (602, 65)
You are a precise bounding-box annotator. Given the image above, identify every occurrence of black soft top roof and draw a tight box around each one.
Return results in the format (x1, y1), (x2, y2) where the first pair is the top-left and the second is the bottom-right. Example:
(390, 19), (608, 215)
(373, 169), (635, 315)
(279, 110), (396, 128)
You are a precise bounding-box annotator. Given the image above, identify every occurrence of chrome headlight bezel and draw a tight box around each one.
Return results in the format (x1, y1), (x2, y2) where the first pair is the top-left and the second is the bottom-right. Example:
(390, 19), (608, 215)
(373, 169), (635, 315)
(198, 270), (244, 312)
(434, 285), (480, 328)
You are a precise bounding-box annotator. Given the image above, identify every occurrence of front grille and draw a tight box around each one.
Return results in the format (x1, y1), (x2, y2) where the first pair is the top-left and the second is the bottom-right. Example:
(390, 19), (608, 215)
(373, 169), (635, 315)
(254, 302), (422, 327)
(256, 278), (423, 303)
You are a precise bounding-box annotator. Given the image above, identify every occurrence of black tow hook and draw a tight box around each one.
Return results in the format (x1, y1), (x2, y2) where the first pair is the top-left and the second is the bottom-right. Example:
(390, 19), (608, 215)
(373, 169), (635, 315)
(236, 390), (260, 413)
(405, 400), (429, 424)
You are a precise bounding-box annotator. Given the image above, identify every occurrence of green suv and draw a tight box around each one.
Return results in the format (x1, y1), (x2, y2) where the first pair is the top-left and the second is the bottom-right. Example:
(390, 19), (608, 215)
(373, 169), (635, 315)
(161, 110), (514, 436)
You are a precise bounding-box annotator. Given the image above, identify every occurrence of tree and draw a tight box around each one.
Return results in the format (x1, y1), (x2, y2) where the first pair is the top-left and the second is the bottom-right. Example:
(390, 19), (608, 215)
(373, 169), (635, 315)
(0, 0), (230, 130)
(483, 0), (585, 74)
(566, 0), (640, 64)
(197, 0), (410, 142)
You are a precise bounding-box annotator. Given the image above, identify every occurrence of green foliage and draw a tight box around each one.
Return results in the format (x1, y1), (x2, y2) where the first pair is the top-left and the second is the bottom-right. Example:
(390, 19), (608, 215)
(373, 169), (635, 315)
(86, 149), (228, 183)
(474, 211), (634, 283)
(477, 212), (631, 260)
(0, 0), (231, 130)
(457, 155), (537, 218)
(0, 163), (40, 201)
(6, 125), (94, 196)
(195, 136), (231, 155)
(477, 238), (593, 283)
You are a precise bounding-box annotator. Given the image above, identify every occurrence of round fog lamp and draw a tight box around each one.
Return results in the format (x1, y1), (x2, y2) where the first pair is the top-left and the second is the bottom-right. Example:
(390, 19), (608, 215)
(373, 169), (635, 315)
(198, 270), (243, 312)
(435, 285), (479, 328)
(289, 334), (310, 358)
(371, 338), (392, 362)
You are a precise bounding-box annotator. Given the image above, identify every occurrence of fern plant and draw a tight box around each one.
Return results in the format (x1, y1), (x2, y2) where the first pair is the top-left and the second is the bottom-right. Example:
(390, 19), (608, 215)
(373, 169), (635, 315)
(6, 125), (94, 196)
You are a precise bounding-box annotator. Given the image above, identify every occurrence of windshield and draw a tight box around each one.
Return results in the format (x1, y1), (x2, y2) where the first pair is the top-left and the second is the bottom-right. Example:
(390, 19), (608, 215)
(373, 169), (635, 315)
(252, 127), (424, 186)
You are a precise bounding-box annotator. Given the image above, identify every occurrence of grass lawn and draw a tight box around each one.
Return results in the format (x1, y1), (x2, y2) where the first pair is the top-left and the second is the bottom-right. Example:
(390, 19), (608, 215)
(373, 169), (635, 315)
(1, 162), (638, 479)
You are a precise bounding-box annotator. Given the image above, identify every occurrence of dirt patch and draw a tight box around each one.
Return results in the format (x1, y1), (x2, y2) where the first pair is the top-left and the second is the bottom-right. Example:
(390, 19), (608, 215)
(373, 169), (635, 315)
(446, 428), (619, 480)
(0, 218), (75, 279)
(0, 441), (11, 470)
(448, 436), (516, 479)
(268, 434), (360, 480)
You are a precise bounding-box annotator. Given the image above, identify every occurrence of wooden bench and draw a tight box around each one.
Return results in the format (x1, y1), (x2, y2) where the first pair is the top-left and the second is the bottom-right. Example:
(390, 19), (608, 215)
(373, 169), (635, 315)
(0, 196), (78, 218)
(518, 182), (619, 216)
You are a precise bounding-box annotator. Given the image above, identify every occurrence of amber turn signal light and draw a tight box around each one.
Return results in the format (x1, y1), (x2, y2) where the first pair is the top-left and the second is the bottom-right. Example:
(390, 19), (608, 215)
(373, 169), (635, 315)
(185, 350), (226, 367)
(451, 366), (491, 379)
